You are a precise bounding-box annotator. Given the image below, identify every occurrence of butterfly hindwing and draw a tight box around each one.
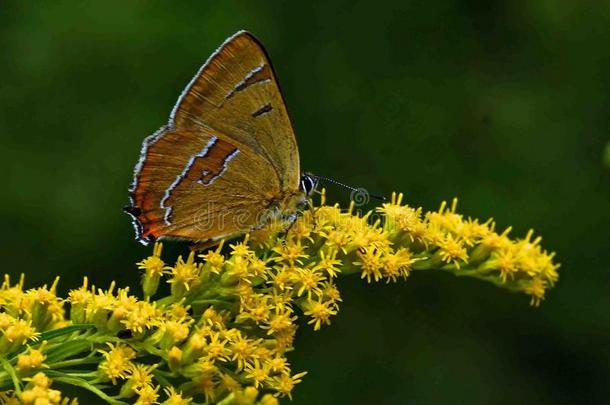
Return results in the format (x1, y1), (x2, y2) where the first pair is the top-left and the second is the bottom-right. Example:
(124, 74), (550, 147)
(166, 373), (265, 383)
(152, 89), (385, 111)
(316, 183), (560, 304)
(129, 126), (281, 244)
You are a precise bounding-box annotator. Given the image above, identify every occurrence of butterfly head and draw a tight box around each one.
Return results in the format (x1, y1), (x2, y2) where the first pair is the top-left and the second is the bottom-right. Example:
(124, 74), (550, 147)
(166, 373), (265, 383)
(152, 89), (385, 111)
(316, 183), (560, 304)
(300, 172), (318, 197)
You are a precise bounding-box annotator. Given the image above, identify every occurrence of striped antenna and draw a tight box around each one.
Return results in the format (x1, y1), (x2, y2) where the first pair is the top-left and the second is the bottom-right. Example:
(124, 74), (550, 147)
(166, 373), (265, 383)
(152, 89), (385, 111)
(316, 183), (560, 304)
(312, 175), (386, 201)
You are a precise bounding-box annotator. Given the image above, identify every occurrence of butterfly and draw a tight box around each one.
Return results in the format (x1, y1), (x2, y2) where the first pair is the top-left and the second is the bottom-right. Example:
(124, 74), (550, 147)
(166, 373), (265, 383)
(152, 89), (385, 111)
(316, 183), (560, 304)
(124, 31), (317, 247)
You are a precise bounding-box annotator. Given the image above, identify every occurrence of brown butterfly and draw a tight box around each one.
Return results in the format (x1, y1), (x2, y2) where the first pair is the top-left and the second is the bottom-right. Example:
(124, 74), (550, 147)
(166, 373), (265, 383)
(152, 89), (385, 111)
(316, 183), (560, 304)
(125, 31), (317, 247)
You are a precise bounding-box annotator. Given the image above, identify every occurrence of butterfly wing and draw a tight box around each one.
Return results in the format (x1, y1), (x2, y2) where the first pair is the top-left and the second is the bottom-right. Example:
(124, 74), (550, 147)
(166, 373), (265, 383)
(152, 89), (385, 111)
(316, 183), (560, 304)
(169, 30), (300, 190)
(128, 126), (281, 245)
(127, 31), (300, 245)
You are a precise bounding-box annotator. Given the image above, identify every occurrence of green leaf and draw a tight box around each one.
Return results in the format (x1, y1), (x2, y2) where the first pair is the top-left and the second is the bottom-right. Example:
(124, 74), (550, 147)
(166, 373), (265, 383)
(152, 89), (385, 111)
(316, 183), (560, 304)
(0, 356), (21, 395)
(45, 339), (92, 364)
(52, 375), (127, 405)
(38, 324), (96, 341)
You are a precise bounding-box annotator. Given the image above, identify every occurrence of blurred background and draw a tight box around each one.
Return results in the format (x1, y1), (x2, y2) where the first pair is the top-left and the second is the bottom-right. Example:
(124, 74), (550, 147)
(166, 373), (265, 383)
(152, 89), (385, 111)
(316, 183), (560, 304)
(1, 1), (609, 403)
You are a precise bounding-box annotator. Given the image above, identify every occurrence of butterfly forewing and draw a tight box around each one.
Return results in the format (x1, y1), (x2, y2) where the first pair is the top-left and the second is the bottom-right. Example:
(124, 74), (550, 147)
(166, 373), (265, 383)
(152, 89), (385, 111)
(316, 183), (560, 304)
(170, 31), (300, 189)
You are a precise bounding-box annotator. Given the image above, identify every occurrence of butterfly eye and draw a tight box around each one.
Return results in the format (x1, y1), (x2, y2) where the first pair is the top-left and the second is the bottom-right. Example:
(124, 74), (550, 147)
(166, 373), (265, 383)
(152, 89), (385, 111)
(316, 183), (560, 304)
(300, 173), (317, 196)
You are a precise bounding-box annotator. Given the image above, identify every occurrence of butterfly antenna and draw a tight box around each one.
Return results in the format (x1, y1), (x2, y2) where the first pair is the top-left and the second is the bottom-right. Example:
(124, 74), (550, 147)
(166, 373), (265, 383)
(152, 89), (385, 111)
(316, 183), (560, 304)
(312, 175), (386, 201)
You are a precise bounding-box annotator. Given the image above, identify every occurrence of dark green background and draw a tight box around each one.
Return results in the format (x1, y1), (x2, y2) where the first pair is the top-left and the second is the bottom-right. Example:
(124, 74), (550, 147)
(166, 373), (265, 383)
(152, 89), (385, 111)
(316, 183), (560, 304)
(1, 1), (609, 404)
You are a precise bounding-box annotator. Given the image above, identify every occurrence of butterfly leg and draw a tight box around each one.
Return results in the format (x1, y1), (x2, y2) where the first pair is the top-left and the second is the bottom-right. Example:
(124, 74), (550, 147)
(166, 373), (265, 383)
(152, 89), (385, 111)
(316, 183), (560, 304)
(189, 238), (224, 252)
(279, 197), (317, 246)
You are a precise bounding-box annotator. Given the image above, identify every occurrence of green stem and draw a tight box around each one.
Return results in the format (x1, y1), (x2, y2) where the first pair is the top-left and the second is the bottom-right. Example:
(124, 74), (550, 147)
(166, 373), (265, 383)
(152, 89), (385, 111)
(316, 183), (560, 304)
(0, 356), (21, 395)
(48, 356), (102, 369)
(152, 369), (172, 387)
(190, 299), (234, 306)
(51, 375), (127, 405)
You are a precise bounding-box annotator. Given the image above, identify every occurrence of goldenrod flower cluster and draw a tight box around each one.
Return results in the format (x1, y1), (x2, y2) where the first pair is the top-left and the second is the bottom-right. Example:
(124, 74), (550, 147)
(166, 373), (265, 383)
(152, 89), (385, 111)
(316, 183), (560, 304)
(0, 193), (559, 403)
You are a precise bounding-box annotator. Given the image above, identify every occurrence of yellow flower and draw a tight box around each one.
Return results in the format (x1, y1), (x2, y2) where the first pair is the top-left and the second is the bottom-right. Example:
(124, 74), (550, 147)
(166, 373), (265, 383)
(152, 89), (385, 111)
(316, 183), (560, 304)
(437, 233), (469, 268)
(201, 307), (226, 329)
(479, 226), (513, 251)
(229, 331), (259, 371)
(98, 343), (136, 384)
(157, 319), (192, 348)
(138, 242), (167, 298)
(199, 240), (226, 274)
(203, 332), (231, 363)
(239, 294), (271, 324)
(0, 318), (39, 352)
(268, 265), (297, 291)
(320, 281), (342, 307)
(138, 242), (166, 274)
(272, 240), (308, 265)
(0, 191), (560, 404)
(382, 247), (416, 282)
(127, 363), (158, 392)
(243, 359), (270, 388)
(121, 300), (160, 334)
(524, 277), (547, 307)
(260, 394), (280, 405)
(537, 251), (560, 286)
(194, 374), (217, 404)
(162, 387), (191, 405)
(319, 228), (351, 253)
(313, 248), (342, 278)
(17, 342), (47, 371)
(20, 372), (63, 405)
(378, 194), (423, 240)
(268, 371), (307, 399)
(294, 266), (325, 299)
(248, 257), (271, 279)
(263, 308), (297, 336)
(225, 257), (249, 282)
(168, 345), (183, 371)
(265, 354), (291, 374)
(134, 384), (160, 405)
(26, 277), (65, 329)
(167, 300), (191, 321)
(354, 247), (384, 283)
(169, 251), (201, 297)
(0, 273), (26, 311)
(231, 236), (254, 259)
(303, 299), (337, 331)
(272, 326), (297, 353)
(488, 248), (519, 282)
(455, 218), (490, 246)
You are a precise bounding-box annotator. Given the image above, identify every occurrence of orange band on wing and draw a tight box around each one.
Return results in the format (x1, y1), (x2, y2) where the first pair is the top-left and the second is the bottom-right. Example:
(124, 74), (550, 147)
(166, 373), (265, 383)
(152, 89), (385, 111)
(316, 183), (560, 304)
(159, 137), (240, 225)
